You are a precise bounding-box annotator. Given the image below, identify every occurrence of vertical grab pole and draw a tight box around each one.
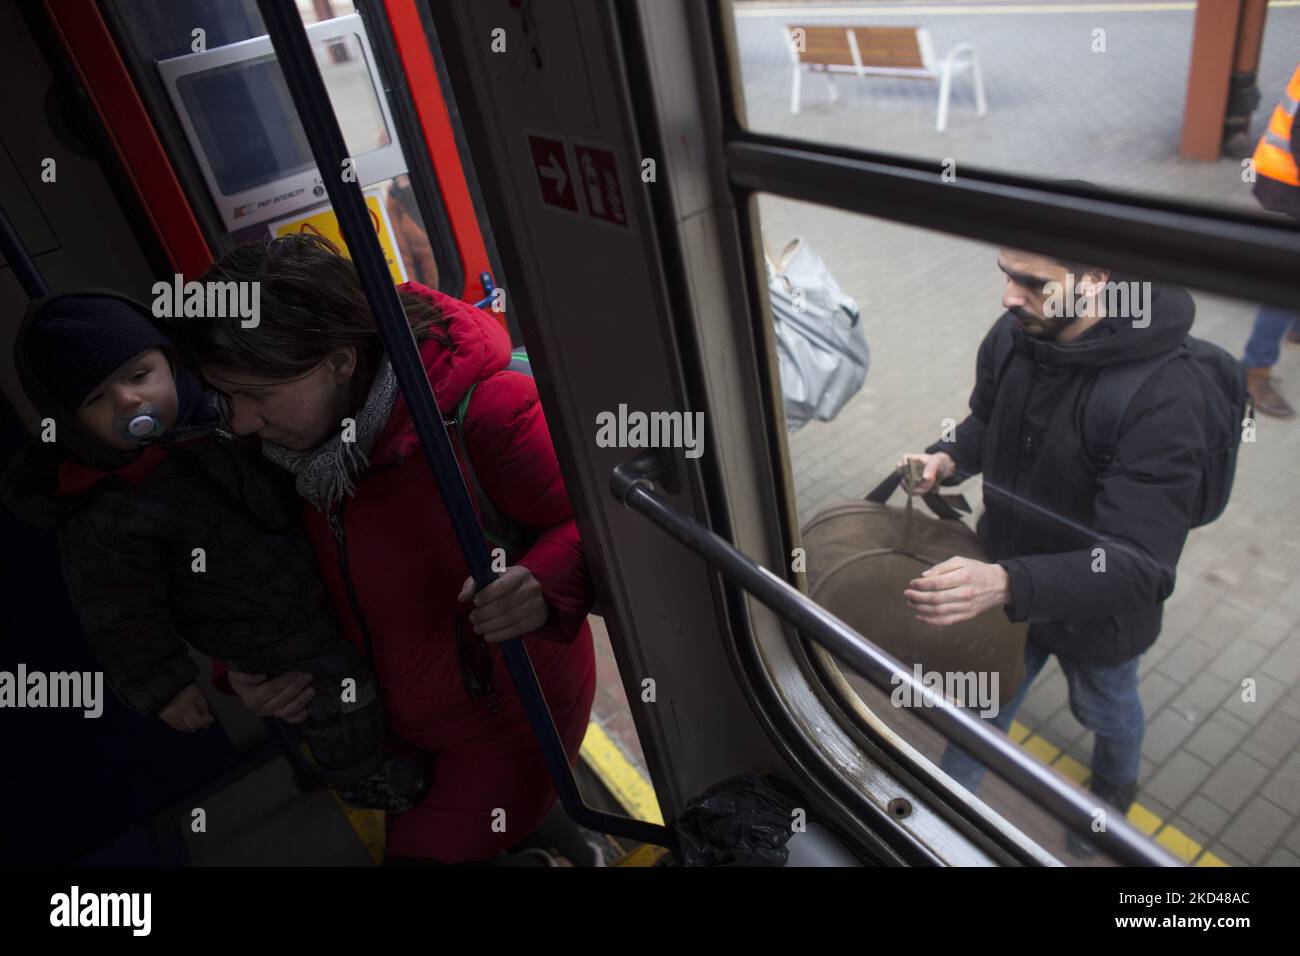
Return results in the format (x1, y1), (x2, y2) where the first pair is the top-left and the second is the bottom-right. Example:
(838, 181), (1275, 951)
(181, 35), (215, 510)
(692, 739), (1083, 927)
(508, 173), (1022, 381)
(0, 205), (50, 300)
(253, 1), (672, 850)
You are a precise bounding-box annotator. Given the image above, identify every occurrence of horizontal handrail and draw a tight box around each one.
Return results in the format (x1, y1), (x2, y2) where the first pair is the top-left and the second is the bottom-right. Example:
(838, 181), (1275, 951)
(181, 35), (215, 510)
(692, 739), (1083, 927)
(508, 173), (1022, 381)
(610, 452), (1177, 867)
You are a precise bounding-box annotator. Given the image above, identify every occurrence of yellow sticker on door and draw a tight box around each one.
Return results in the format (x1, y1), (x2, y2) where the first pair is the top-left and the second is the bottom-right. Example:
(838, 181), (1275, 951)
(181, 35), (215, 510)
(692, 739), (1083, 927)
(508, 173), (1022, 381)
(269, 187), (407, 285)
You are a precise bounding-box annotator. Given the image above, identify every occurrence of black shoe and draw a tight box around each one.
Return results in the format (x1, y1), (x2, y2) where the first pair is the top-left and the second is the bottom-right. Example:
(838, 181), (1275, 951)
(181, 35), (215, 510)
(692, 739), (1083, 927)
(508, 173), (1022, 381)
(1090, 776), (1138, 816)
(1066, 776), (1138, 860)
(335, 755), (433, 813)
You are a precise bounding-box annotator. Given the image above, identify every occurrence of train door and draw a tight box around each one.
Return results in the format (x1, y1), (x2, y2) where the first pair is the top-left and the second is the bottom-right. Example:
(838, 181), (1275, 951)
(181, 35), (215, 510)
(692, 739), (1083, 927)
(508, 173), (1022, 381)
(424, 0), (994, 864)
(423, 0), (1300, 869)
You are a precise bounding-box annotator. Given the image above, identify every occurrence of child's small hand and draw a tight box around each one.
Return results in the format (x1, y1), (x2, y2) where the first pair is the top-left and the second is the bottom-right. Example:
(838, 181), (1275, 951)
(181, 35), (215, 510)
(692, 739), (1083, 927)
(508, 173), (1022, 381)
(159, 684), (214, 733)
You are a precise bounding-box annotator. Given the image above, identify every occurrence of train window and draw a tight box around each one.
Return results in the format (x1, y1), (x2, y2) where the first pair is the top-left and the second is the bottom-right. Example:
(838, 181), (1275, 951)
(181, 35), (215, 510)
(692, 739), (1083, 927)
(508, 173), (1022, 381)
(100, 0), (457, 289)
(726, 2), (1299, 216)
(752, 189), (1300, 866)
(170, 34), (391, 196)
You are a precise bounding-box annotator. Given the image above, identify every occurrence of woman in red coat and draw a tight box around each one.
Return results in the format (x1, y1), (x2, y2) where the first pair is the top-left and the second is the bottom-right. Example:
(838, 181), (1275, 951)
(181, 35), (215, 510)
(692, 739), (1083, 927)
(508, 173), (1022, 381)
(174, 234), (596, 863)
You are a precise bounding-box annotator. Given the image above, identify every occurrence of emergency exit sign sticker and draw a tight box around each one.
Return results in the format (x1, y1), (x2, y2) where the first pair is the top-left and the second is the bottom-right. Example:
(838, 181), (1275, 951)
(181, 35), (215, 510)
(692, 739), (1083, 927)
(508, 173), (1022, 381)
(572, 143), (628, 228)
(527, 133), (579, 215)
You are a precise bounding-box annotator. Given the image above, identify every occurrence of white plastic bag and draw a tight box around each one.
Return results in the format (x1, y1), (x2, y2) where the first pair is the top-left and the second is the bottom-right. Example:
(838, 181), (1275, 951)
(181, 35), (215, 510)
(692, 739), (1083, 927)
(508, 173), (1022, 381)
(765, 238), (870, 430)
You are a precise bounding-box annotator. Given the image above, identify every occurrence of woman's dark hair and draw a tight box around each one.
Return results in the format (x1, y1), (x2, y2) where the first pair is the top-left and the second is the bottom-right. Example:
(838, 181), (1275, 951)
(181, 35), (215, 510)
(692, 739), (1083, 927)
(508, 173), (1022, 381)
(171, 233), (454, 398)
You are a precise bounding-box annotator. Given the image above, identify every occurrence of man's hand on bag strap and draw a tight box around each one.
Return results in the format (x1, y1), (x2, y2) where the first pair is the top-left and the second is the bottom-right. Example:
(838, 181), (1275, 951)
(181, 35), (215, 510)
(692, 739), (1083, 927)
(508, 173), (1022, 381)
(865, 453), (970, 521)
(896, 452), (955, 496)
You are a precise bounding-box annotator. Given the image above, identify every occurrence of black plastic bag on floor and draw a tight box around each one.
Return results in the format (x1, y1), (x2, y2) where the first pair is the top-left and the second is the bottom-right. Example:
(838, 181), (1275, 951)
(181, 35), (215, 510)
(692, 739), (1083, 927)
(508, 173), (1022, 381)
(675, 772), (803, 867)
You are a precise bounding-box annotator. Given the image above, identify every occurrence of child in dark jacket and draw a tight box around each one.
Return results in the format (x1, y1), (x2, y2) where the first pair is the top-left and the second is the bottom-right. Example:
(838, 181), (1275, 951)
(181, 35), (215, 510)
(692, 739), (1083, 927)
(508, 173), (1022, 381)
(1, 290), (430, 812)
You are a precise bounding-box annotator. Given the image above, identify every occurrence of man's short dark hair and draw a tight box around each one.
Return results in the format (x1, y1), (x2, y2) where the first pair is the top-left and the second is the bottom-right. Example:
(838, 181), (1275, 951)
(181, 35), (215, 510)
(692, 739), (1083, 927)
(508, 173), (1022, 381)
(1057, 258), (1107, 279)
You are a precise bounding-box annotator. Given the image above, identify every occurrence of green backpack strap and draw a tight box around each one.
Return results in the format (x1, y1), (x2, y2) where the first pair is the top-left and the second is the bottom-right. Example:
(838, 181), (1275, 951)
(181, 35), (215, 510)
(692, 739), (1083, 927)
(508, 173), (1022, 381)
(451, 349), (537, 556)
(455, 384), (477, 448)
(454, 347), (530, 448)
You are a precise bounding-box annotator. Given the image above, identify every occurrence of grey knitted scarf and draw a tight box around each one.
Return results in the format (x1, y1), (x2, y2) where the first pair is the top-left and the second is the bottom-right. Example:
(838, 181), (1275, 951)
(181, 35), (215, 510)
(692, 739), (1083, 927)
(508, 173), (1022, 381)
(261, 358), (400, 512)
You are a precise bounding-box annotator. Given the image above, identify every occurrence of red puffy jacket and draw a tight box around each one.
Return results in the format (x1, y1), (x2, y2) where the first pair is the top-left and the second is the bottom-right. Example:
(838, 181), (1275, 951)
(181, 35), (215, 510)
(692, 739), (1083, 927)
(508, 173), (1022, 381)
(226, 283), (597, 861)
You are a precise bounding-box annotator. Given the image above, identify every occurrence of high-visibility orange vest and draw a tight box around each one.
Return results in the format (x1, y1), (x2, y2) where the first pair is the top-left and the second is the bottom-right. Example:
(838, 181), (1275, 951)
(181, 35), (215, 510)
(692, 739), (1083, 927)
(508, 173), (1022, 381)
(1252, 65), (1300, 216)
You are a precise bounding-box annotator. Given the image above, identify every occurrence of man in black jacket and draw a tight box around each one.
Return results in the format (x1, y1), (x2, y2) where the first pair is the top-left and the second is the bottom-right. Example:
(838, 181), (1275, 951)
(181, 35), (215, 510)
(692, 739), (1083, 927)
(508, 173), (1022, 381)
(900, 249), (1206, 821)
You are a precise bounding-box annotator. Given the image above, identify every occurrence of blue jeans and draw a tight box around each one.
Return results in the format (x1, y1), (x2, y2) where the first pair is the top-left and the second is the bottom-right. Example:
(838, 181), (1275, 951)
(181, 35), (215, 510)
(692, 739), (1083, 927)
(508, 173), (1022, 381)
(939, 640), (1145, 792)
(1242, 305), (1298, 369)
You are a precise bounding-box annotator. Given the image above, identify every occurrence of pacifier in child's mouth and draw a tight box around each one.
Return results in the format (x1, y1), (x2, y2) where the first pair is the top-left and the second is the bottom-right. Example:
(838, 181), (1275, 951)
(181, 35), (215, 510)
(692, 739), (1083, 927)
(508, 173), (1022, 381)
(116, 403), (164, 445)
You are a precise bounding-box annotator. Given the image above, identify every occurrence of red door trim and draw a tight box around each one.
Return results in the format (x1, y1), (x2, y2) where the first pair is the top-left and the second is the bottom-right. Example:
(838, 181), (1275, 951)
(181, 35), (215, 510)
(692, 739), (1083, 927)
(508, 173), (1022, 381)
(384, 0), (495, 305)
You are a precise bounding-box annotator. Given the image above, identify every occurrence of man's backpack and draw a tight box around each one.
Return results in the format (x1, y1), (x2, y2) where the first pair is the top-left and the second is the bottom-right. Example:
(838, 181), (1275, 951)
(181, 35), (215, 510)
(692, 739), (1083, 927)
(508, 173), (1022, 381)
(991, 321), (1250, 528)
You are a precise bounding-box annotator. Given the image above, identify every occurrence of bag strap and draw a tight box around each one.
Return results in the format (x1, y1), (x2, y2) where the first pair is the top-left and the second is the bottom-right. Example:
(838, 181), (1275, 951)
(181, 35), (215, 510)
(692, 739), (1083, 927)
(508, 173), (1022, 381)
(453, 614), (501, 709)
(450, 350), (537, 555)
(992, 316), (1186, 471)
(864, 316), (1009, 524)
(990, 314), (1018, 391)
(1083, 348), (1183, 466)
(865, 469), (972, 521)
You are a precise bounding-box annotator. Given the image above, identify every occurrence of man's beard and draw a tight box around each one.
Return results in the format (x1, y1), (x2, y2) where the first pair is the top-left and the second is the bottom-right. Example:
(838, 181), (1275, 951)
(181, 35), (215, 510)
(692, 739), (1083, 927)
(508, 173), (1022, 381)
(1009, 305), (1074, 340)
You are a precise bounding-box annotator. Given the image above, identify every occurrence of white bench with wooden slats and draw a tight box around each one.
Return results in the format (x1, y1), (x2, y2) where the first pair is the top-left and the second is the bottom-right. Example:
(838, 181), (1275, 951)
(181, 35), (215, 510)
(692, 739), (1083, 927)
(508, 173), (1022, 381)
(785, 25), (988, 132)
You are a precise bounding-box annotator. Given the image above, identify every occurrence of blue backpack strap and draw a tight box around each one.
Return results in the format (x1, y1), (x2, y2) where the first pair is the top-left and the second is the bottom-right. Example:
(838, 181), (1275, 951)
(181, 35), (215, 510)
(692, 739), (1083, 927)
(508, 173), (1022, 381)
(1084, 348), (1184, 466)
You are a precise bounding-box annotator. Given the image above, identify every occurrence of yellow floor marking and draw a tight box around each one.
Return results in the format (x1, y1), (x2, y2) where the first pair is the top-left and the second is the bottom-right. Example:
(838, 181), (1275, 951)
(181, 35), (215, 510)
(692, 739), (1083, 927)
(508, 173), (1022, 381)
(320, 708), (1240, 867)
(1126, 802), (1162, 837)
(1022, 734), (1060, 764)
(298, 741), (386, 864)
(580, 720), (664, 825)
(614, 844), (670, 867)
(329, 795), (387, 865)
(1052, 753), (1090, 785)
(315, 720), (663, 865)
(1008, 728), (1232, 866)
(1155, 824), (1203, 863)
(575, 712), (1240, 868)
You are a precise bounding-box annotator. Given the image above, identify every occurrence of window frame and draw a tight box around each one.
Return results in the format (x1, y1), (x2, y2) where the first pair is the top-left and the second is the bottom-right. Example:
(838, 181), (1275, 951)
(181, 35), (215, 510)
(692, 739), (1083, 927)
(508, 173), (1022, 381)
(703, 0), (1299, 860)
